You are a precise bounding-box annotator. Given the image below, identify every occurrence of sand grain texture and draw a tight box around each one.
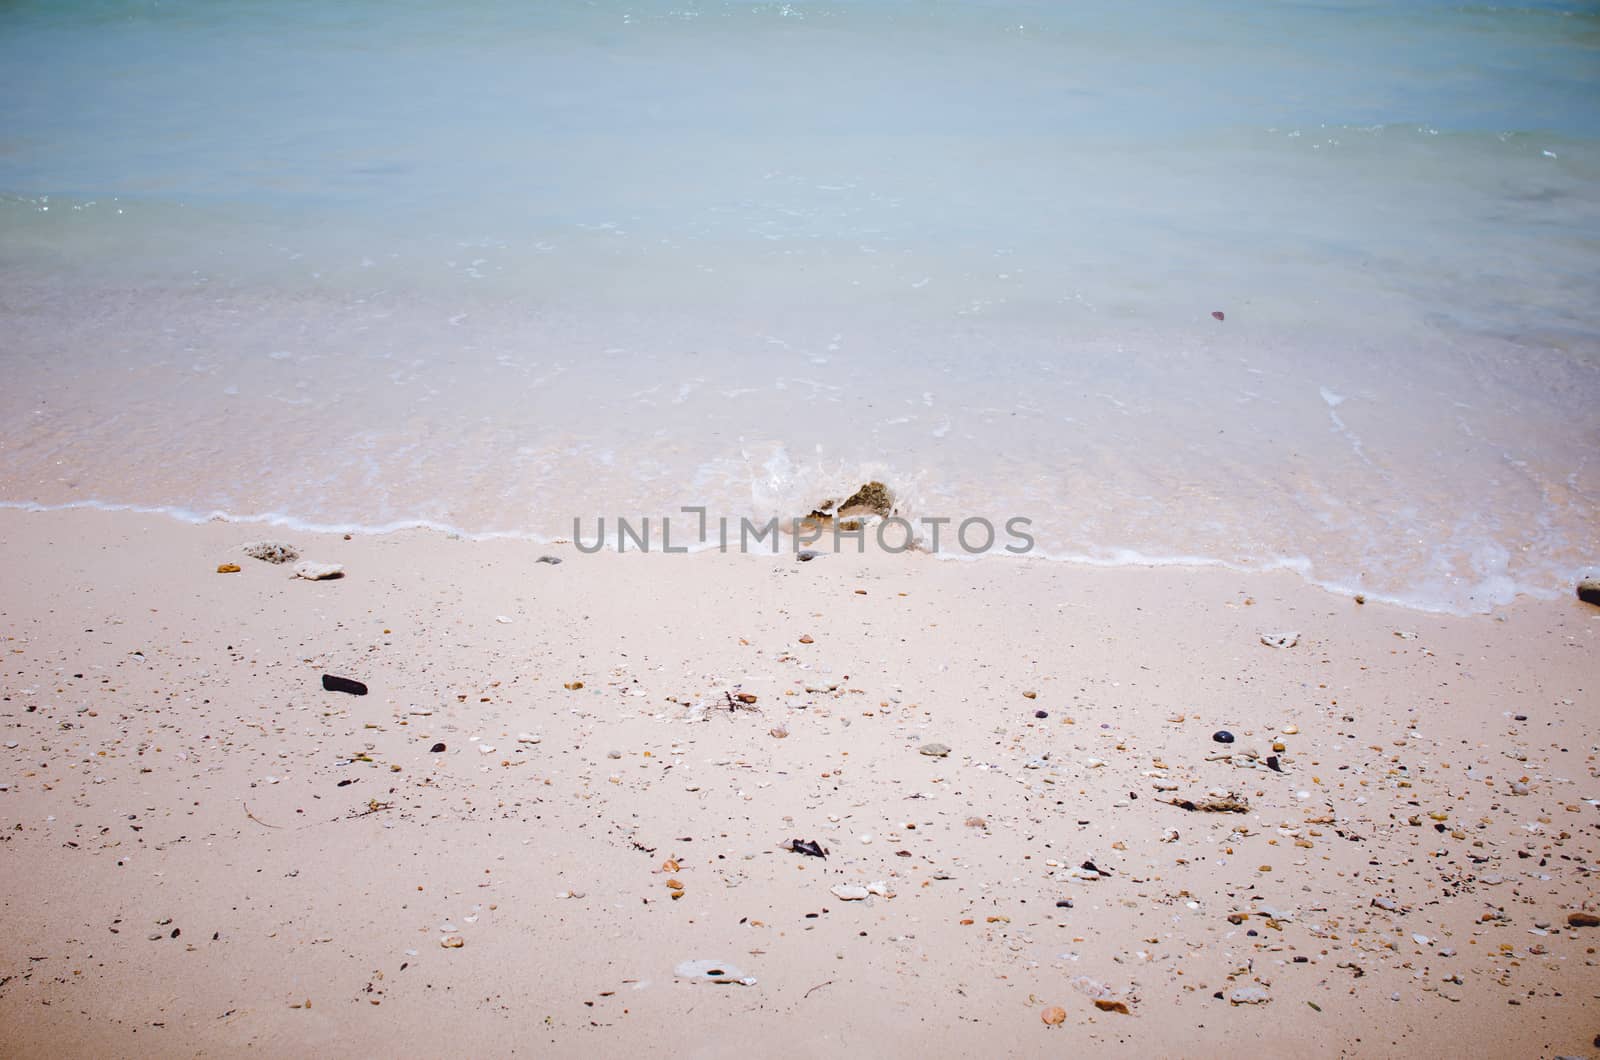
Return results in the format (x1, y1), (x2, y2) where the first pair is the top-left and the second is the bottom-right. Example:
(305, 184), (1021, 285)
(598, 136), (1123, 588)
(0, 508), (1596, 1057)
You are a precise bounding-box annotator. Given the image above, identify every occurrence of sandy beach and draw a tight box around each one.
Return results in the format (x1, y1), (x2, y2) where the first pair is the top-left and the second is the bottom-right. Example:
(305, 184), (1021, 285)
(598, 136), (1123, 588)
(0, 505), (1595, 1057)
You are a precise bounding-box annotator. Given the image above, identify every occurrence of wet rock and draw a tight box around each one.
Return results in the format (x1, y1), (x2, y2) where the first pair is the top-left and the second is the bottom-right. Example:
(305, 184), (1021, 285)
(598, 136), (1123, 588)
(322, 674), (368, 696)
(919, 742), (951, 757)
(293, 561), (344, 581)
(1578, 577), (1600, 606)
(1034, 710), (1048, 719)
(242, 541), (299, 564)
(838, 481), (892, 518)
(1212, 730), (1235, 744)
(429, 742), (447, 753)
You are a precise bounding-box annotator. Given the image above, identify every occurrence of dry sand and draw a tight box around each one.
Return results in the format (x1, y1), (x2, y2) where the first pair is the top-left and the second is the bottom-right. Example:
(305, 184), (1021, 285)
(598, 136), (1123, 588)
(0, 506), (1596, 1057)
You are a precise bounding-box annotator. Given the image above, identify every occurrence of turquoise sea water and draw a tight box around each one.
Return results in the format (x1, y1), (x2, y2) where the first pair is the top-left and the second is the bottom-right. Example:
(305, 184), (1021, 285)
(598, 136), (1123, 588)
(1, 0), (1597, 610)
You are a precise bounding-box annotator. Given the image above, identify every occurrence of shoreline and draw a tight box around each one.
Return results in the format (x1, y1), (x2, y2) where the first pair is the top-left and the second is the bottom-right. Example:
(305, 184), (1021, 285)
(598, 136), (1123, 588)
(0, 499), (1573, 617)
(0, 505), (1596, 1056)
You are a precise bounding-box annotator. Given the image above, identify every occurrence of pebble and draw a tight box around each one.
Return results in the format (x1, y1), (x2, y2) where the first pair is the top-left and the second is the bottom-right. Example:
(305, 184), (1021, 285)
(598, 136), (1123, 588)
(1567, 912), (1600, 928)
(216, 563), (241, 574)
(322, 674), (368, 696)
(1034, 709), (1048, 719)
(919, 743), (951, 757)
(440, 935), (464, 949)
(516, 733), (540, 744)
(1228, 987), (1270, 1005)
(1212, 730), (1235, 744)
(1040, 1005), (1066, 1026)
(536, 555), (562, 565)
(1577, 576), (1600, 606)
(429, 742), (447, 753)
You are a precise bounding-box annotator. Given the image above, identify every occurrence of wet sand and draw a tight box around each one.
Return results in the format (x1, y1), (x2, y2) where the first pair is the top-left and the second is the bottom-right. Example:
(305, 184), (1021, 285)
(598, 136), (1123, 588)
(0, 507), (1596, 1057)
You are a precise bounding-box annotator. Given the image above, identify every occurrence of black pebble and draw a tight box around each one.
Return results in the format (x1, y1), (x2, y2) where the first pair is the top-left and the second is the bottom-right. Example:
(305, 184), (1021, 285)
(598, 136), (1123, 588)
(322, 674), (368, 696)
(1055, 899), (1073, 908)
(1212, 730), (1235, 744)
(1266, 755), (1282, 772)
(429, 742), (447, 753)
(1513, 714), (1528, 721)
(1034, 710), (1048, 719)
(797, 549), (819, 562)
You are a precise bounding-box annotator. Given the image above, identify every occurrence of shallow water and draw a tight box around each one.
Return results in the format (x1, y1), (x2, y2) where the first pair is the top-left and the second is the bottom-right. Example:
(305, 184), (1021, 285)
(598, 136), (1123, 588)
(2, 0), (1597, 611)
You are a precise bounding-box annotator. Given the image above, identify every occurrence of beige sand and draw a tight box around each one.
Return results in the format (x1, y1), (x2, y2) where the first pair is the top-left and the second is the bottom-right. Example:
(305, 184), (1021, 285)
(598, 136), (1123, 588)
(0, 507), (1596, 1057)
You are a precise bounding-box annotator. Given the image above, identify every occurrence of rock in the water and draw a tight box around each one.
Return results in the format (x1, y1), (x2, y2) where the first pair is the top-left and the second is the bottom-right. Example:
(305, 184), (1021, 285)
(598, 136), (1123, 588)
(919, 742), (951, 757)
(322, 674), (368, 696)
(838, 480), (893, 517)
(293, 561), (344, 581)
(242, 541), (299, 564)
(1259, 631), (1299, 648)
(1578, 577), (1600, 606)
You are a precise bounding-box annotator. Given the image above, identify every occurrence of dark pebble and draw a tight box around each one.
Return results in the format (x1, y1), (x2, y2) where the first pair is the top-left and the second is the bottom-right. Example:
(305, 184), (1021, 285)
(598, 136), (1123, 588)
(429, 742), (447, 753)
(1034, 709), (1048, 719)
(797, 549), (819, 562)
(1211, 310), (1225, 321)
(1514, 714), (1527, 721)
(322, 674), (368, 696)
(1212, 730), (1235, 744)
(536, 555), (562, 565)
(1266, 755), (1282, 772)
(1055, 899), (1073, 908)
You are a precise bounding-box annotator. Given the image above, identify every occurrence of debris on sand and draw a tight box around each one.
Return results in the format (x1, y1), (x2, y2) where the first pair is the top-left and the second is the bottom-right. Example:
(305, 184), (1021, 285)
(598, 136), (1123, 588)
(242, 541), (299, 564)
(322, 674), (368, 696)
(1163, 792), (1250, 813)
(675, 959), (756, 986)
(293, 561), (344, 581)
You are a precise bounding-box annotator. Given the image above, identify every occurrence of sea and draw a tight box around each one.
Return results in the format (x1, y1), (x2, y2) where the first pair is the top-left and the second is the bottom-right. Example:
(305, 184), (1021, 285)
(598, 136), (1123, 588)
(1, 0), (1597, 612)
